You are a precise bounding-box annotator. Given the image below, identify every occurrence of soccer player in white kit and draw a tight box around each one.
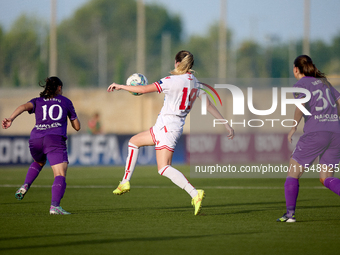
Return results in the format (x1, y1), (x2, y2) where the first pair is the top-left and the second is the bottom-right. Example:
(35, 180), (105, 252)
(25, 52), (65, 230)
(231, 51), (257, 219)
(107, 50), (234, 215)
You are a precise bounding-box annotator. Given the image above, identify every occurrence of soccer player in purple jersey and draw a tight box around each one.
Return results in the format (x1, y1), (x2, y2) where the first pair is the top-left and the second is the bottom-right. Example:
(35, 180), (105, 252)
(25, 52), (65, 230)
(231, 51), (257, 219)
(277, 55), (340, 222)
(2, 77), (81, 215)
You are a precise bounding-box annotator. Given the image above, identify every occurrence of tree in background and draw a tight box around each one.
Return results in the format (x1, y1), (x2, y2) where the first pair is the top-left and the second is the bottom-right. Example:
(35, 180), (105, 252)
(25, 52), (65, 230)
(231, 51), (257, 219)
(236, 40), (267, 78)
(1, 15), (47, 87)
(0, 25), (4, 86)
(57, 0), (181, 87)
(183, 24), (233, 79)
(323, 34), (340, 75)
(0, 0), (340, 87)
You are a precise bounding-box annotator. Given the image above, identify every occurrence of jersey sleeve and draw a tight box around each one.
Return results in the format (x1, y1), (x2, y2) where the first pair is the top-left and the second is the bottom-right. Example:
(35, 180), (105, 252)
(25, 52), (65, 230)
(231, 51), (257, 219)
(330, 85), (340, 102)
(66, 98), (78, 121)
(153, 81), (162, 93)
(292, 80), (307, 99)
(28, 98), (37, 114)
(153, 76), (172, 94)
(196, 79), (205, 97)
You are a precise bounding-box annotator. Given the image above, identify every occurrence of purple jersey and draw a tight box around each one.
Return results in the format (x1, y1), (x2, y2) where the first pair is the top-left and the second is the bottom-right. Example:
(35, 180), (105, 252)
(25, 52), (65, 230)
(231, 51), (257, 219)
(28, 94), (78, 139)
(293, 76), (340, 133)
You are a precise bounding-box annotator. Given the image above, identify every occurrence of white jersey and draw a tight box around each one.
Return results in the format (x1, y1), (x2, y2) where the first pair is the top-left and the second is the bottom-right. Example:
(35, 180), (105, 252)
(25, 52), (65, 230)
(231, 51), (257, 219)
(153, 73), (203, 132)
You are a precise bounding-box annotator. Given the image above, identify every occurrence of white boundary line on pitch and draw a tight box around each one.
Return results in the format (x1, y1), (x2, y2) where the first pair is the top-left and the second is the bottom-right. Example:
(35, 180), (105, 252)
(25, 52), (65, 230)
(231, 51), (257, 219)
(0, 184), (326, 189)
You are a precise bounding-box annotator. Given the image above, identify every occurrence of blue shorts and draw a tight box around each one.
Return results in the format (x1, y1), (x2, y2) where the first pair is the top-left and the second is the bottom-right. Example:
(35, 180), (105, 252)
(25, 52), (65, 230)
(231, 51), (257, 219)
(29, 135), (68, 166)
(292, 131), (340, 167)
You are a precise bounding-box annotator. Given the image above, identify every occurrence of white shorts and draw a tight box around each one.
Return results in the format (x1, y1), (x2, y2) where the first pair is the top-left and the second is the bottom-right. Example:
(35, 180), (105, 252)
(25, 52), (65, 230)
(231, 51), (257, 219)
(150, 125), (182, 152)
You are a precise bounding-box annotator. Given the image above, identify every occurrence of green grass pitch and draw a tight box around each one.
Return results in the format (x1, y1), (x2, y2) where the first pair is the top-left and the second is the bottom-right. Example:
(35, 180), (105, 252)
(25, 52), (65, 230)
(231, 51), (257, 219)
(0, 165), (339, 255)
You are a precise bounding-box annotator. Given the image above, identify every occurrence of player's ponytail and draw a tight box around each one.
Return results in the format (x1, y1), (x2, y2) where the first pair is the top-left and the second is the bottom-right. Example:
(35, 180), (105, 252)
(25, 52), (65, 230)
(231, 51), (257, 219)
(39, 77), (63, 98)
(294, 55), (331, 88)
(170, 50), (195, 75)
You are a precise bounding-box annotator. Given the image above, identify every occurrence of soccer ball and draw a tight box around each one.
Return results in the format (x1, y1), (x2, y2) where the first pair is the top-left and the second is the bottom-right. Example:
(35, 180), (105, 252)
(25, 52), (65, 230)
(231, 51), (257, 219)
(126, 73), (148, 96)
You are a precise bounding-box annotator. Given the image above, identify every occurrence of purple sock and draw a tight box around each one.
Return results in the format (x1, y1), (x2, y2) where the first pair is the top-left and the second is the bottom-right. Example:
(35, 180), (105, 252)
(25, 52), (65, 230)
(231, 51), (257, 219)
(24, 162), (43, 188)
(284, 177), (299, 217)
(324, 177), (340, 196)
(51, 176), (66, 207)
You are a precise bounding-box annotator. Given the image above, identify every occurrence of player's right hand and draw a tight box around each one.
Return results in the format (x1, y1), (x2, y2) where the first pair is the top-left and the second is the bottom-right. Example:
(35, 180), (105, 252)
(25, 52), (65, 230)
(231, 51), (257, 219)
(107, 83), (122, 92)
(2, 118), (13, 129)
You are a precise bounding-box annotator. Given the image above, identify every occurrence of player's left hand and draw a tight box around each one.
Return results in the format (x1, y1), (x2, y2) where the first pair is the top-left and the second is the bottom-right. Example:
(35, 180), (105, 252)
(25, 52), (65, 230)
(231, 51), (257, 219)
(226, 126), (234, 140)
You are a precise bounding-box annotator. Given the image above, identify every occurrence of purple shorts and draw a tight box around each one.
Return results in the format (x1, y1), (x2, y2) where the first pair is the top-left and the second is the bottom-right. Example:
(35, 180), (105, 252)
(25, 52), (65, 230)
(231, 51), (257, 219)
(292, 131), (340, 167)
(29, 135), (68, 166)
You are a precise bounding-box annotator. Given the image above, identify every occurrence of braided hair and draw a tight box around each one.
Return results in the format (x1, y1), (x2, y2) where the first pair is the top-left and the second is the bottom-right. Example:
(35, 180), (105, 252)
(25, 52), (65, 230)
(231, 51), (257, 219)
(39, 77), (63, 98)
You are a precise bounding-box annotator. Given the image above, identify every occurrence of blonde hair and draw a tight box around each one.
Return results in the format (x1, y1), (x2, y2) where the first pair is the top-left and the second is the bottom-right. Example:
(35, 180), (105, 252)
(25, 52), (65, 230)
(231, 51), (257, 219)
(170, 50), (194, 75)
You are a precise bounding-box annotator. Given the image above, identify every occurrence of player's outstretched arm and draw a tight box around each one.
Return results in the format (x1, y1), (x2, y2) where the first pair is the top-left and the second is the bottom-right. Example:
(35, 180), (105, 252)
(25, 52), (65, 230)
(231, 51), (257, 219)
(2, 102), (33, 129)
(107, 83), (158, 94)
(200, 94), (234, 140)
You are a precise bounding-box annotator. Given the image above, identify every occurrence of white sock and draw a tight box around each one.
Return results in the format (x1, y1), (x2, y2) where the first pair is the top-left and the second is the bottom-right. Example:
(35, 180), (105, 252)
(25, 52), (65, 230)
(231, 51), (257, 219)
(121, 143), (139, 184)
(158, 165), (198, 198)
